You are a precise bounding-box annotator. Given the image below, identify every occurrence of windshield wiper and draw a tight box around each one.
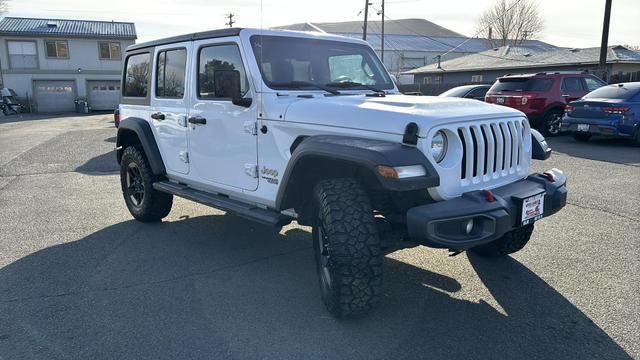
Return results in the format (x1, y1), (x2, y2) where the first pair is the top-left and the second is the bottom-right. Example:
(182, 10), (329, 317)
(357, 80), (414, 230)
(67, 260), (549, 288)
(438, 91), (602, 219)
(325, 81), (384, 94)
(269, 81), (341, 95)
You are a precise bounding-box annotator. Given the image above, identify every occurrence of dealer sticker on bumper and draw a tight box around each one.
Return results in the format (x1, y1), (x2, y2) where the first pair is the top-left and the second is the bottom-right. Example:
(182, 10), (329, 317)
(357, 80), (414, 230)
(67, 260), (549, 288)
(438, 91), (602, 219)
(521, 193), (545, 226)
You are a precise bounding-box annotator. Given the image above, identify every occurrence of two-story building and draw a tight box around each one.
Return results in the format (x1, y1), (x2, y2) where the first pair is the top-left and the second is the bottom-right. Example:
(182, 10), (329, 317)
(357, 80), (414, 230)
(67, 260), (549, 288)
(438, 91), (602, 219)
(0, 17), (136, 112)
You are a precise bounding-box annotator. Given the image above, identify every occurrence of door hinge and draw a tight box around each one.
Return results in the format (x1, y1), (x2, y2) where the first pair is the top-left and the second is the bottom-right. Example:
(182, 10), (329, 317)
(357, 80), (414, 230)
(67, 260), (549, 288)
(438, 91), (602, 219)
(244, 164), (258, 178)
(179, 151), (189, 163)
(244, 121), (258, 135)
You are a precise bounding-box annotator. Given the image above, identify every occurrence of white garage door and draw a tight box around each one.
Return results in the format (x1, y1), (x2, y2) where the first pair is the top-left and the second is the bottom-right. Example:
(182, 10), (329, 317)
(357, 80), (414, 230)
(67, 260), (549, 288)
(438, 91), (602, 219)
(33, 80), (76, 113)
(88, 80), (121, 111)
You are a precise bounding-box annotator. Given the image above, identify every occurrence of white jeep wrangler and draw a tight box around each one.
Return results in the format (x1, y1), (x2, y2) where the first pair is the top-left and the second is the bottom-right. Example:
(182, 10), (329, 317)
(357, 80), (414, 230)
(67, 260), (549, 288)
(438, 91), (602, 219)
(116, 28), (567, 318)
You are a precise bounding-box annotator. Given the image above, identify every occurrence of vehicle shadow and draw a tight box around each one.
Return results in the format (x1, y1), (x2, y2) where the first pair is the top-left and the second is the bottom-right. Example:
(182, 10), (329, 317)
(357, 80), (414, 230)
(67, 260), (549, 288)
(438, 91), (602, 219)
(0, 215), (631, 359)
(547, 135), (640, 165)
(74, 136), (119, 175)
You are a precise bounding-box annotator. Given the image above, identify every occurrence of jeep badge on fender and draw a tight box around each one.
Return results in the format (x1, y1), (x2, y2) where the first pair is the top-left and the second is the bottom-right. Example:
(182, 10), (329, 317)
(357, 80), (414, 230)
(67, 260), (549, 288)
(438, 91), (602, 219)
(115, 28), (567, 318)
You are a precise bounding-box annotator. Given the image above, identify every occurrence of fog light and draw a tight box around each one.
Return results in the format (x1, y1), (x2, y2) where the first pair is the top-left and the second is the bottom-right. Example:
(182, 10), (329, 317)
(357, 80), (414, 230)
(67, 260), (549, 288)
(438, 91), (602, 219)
(464, 219), (474, 235)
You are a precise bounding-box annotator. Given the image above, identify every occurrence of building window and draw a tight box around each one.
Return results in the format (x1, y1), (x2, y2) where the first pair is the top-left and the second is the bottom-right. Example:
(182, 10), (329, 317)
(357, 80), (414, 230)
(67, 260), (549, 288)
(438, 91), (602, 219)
(423, 77), (432, 85)
(156, 48), (187, 98)
(123, 52), (150, 97)
(45, 40), (69, 58)
(7, 40), (38, 69)
(99, 41), (121, 59)
(471, 75), (483, 83)
(434, 75), (442, 85)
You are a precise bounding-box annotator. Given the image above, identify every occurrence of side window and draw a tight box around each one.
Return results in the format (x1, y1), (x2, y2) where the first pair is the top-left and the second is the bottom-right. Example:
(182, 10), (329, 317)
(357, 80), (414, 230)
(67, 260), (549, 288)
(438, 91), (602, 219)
(198, 44), (248, 99)
(584, 77), (605, 92)
(328, 54), (375, 85)
(123, 53), (150, 97)
(529, 79), (553, 91)
(156, 48), (187, 98)
(562, 77), (584, 92)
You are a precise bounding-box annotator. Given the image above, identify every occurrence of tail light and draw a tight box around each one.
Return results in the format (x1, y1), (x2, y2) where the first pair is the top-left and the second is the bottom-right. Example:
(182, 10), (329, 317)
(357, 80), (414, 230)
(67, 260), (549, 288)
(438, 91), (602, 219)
(602, 106), (630, 114)
(565, 105), (574, 112)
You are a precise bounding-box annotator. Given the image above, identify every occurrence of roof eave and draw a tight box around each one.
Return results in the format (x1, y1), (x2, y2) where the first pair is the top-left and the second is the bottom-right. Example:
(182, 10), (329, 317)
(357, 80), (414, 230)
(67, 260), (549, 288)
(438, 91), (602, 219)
(406, 59), (640, 74)
(0, 31), (137, 40)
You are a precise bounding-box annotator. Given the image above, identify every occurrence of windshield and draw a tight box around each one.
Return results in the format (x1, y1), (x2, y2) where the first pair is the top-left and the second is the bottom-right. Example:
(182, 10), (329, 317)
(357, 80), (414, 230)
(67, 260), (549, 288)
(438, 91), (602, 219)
(584, 84), (640, 100)
(250, 35), (394, 91)
(489, 78), (553, 93)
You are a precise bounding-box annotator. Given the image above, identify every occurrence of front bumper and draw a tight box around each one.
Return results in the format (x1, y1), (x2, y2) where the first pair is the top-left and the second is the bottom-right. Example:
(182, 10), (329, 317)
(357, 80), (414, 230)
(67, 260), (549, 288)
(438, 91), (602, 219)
(406, 169), (567, 249)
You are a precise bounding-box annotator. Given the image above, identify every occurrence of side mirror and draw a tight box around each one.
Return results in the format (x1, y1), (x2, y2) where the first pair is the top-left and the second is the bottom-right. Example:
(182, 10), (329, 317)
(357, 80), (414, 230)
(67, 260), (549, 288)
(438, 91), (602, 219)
(213, 69), (252, 107)
(531, 129), (551, 160)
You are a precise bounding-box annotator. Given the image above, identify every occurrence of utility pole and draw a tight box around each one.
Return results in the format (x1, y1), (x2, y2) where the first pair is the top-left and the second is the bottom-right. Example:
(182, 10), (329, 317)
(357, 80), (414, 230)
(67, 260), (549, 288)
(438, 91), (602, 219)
(225, 13), (235, 28)
(598, 0), (612, 82)
(362, 0), (370, 40)
(380, 0), (385, 63)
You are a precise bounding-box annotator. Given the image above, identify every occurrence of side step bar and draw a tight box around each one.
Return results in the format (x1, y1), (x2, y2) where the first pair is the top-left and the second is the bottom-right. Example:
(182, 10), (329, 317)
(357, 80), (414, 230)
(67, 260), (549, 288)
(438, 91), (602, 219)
(152, 181), (292, 227)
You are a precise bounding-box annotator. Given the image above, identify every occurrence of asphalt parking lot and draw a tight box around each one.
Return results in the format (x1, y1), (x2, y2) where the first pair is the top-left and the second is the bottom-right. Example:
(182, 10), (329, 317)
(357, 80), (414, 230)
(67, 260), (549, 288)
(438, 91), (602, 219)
(0, 113), (638, 359)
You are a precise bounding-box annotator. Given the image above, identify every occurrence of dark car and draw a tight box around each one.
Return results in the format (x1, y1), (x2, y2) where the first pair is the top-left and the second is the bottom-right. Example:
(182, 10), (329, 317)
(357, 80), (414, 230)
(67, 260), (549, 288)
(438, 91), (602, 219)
(439, 85), (491, 101)
(485, 72), (606, 136)
(561, 82), (640, 145)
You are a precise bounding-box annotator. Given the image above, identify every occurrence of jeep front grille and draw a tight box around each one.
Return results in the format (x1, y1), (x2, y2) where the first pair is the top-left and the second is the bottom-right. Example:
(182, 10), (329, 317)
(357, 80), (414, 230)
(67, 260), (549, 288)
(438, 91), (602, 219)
(456, 120), (527, 184)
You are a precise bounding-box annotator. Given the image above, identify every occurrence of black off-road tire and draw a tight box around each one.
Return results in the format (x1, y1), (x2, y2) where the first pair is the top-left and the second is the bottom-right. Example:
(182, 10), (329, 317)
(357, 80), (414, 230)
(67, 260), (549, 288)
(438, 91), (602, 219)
(470, 224), (534, 257)
(542, 110), (563, 137)
(120, 146), (173, 222)
(312, 178), (383, 318)
(573, 132), (592, 142)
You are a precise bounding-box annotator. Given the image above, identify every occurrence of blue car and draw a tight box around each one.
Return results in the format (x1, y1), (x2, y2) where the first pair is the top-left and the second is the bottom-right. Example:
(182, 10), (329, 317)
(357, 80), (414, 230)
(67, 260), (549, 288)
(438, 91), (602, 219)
(561, 82), (640, 145)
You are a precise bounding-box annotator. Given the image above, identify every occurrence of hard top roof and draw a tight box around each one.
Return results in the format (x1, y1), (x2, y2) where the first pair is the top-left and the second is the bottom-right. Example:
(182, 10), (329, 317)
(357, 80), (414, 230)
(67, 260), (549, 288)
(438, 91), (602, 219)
(126, 28), (369, 52)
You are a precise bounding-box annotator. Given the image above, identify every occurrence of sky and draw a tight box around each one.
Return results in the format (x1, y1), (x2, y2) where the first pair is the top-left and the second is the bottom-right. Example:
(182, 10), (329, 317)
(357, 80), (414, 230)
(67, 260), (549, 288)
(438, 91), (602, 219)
(5, 0), (639, 48)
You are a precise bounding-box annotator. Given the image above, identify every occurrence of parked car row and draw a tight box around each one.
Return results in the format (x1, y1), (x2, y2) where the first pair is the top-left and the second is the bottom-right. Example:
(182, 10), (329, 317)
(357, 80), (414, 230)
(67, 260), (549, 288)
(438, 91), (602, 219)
(438, 73), (639, 145)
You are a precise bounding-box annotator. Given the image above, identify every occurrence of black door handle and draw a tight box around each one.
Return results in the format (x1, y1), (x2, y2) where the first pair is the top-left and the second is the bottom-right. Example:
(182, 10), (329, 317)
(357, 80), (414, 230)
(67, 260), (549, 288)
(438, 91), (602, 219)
(188, 116), (207, 125)
(151, 112), (165, 120)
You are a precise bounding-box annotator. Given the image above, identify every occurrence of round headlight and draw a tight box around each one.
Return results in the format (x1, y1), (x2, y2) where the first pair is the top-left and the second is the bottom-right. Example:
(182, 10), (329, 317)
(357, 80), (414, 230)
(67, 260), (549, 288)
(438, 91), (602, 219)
(431, 130), (447, 163)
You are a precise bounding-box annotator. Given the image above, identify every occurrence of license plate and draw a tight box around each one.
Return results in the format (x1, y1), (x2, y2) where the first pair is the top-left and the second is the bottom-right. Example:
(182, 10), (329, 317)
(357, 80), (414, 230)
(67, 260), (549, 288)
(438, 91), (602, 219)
(496, 97), (505, 104)
(577, 124), (590, 132)
(521, 193), (545, 226)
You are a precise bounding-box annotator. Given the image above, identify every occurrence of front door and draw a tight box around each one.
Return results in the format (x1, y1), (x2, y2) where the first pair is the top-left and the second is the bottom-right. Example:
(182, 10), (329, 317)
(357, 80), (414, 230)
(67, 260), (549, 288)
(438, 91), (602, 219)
(187, 38), (258, 191)
(150, 42), (191, 175)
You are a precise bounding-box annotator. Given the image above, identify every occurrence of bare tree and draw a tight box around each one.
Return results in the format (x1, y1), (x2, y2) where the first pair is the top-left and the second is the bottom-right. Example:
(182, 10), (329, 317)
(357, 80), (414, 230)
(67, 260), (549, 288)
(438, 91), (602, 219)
(477, 0), (544, 47)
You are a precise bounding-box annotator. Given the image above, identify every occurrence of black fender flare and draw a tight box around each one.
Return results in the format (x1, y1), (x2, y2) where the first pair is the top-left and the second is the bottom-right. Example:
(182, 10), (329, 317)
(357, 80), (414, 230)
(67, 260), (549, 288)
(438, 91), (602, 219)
(116, 117), (166, 176)
(275, 135), (440, 211)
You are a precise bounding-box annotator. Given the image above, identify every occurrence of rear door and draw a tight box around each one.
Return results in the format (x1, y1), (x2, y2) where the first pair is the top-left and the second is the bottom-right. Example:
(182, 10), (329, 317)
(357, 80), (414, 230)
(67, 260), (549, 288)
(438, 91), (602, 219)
(561, 77), (586, 103)
(150, 42), (191, 175)
(187, 38), (258, 191)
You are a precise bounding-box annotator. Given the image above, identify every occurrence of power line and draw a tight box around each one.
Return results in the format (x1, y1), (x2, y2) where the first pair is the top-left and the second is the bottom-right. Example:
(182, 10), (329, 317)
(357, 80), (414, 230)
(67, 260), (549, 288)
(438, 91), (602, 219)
(439, 0), (528, 58)
(369, 5), (550, 66)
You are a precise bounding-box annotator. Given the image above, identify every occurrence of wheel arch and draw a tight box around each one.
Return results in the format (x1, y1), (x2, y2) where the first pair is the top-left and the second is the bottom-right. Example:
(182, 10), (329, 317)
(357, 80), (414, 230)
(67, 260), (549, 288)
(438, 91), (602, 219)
(275, 135), (439, 225)
(116, 117), (166, 176)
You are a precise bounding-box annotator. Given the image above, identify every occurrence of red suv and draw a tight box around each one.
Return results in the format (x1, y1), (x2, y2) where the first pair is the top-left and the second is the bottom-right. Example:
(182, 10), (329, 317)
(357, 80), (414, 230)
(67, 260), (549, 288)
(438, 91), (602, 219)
(485, 72), (606, 136)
